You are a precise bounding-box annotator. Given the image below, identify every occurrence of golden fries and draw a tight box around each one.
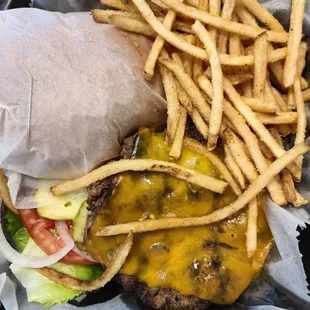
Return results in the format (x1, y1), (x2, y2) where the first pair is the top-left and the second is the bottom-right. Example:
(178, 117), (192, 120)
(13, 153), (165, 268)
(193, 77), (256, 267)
(169, 106), (187, 159)
(302, 88), (310, 102)
(283, 0), (306, 88)
(224, 144), (246, 189)
(96, 143), (309, 236)
(208, 0), (221, 43)
(184, 138), (242, 195)
(253, 32), (268, 100)
(160, 0), (288, 43)
(223, 129), (258, 182)
(0, 169), (18, 215)
(159, 64), (180, 143)
(246, 197), (258, 258)
(218, 0), (236, 54)
(51, 159), (228, 196)
(238, 0), (285, 32)
(192, 21), (223, 150)
(256, 112), (298, 125)
(108, 15), (156, 37)
(242, 97), (276, 113)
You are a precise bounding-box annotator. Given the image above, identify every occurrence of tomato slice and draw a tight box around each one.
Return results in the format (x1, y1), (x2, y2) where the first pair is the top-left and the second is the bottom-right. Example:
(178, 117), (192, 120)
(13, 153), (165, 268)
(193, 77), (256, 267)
(19, 209), (95, 265)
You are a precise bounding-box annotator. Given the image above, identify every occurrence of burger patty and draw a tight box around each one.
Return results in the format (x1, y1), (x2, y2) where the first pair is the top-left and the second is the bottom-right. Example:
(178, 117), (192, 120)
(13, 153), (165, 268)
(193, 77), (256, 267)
(86, 133), (210, 310)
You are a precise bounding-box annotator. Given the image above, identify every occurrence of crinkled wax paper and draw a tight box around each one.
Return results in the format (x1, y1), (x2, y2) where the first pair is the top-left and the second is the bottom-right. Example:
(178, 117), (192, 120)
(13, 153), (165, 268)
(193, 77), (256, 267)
(1, 0), (310, 309)
(0, 8), (166, 179)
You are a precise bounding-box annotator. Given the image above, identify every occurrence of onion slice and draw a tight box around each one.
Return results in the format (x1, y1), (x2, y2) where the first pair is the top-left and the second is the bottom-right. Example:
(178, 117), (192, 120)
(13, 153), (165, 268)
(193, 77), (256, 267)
(55, 221), (97, 263)
(0, 224), (74, 268)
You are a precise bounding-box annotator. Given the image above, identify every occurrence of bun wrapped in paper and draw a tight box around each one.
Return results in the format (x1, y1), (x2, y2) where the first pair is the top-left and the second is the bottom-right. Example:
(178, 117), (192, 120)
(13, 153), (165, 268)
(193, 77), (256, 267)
(0, 9), (166, 179)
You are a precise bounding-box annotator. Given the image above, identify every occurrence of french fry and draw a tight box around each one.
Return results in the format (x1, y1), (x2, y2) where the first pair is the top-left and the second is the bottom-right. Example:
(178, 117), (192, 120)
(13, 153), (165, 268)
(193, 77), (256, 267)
(302, 88), (310, 102)
(171, 53), (209, 139)
(218, 0), (236, 54)
(271, 85), (288, 112)
(183, 138), (242, 195)
(169, 106), (187, 159)
(157, 0), (289, 43)
(238, 0), (285, 32)
(158, 57), (212, 124)
(108, 15), (156, 37)
(301, 77), (308, 90)
(257, 139), (274, 159)
(223, 129), (258, 182)
(192, 21), (223, 150)
(242, 97), (276, 113)
(198, 75), (287, 206)
(37, 232), (133, 290)
(222, 77), (299, 180)
(235, 1), (259, 29)
(51, 159), (228, 196)
(256, 112), (297, 125)
(287, 87), (296, 111)
(208, 0), (221, 43)
(144, 10), (179, 80)
(92, 9), (142, 24)
(159, 64), (180, 143)
(0, 169), (19, 215)
(224, 144), (246, 189)
(246, 197), (258, 258)
(253, 32), (268, 100)
(182, 35), (195, 77)
(100, 0), (133, 11)
(283, 0), (306, 88)
(267, 44), (285, 91)
(96, 142), (309, 236)
(294, 79), (307, 180)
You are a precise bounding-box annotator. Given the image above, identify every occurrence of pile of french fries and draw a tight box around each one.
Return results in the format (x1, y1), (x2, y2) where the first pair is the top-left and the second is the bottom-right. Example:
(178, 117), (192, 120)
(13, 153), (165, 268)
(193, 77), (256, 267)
(53, 0), (309, 259)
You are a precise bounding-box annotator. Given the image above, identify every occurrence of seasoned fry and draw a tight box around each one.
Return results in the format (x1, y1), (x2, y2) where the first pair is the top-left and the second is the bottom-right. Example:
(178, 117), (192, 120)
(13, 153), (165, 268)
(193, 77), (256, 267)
(92, 9), (141, 24)
(184, 138), (242, 195)
(302, 88), (310, 102)
(271, 86), (288, 112)
(253, 32), (268, 100)
(242, 97), (276, 113)
(256, 112), (297, 125)
(171, 54), (209, 139)
(238, 0), (285, 32)
(235, 2), (259, 29)
(169, 106), (187, 159)
(281, 168), (297, 203)
(301, 77), (308, 90)
(159, 64), (180, 143)
(37, 232), (133, 290)
(224, 144), (246, 189)
(246, 197), (258, 258)
(158, 0), (288, 43)
(223, 129), (258, 182)
(294, 79), (307, 180)
(158, 57), (212, 124)
(192, 21), (223, 150)
(182, 35), (195, 77)
(100, 0), (132, 11)
(108, 15), (156, 37)
(0, 169), (18, 215)
(198, 75), (287, 206)
(218, 0), (236, 54)
(287, 87), (296, 111)
(208, 0), (221, 43)
(51, 159), (228, 196)
(268, 44), (285, 91)
(96, 142), (309, 236)
(144, 10), (178, 80)
(257, 139), (274, 159)
(222, 77), (299, 179)
(283, 0), (306, 88)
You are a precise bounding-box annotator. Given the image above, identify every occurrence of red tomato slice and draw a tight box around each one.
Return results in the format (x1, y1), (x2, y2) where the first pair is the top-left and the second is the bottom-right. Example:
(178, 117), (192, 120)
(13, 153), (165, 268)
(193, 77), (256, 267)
(19, 209), (95, 265)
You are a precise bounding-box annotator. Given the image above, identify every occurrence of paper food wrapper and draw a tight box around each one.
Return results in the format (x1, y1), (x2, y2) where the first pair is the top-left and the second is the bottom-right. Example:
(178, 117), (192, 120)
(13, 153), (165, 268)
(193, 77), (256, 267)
(1, 0), (310, 309)
(0, 8), (166, 179)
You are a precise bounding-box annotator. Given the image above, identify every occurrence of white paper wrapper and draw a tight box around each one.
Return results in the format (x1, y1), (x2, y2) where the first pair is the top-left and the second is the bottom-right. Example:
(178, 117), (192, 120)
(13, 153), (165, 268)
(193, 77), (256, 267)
(0, 8), (166, 179)
(1, 0), (310, 309)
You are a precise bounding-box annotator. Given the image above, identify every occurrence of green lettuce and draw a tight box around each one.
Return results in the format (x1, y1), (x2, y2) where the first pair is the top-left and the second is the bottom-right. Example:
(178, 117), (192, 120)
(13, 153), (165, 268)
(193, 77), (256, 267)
(4, 209), (103, 306)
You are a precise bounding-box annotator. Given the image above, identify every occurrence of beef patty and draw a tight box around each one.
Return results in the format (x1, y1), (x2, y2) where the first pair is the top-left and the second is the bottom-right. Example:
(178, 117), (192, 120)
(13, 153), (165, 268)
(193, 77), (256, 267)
(85, 127), (273, 310)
